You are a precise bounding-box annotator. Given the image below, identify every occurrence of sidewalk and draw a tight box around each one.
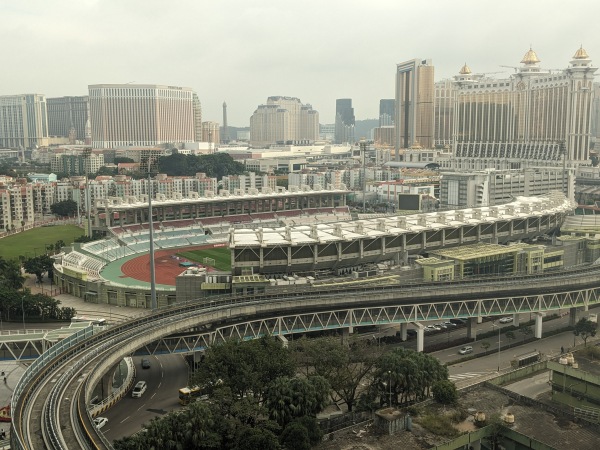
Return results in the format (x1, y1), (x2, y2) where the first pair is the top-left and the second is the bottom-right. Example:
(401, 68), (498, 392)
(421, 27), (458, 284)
(0, 361), (26, 409)
(23, 274), (151, 323)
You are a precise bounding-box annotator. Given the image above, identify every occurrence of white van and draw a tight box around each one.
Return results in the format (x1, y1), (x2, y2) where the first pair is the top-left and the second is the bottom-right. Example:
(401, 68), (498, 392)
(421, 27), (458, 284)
(132, 381), (147, 398)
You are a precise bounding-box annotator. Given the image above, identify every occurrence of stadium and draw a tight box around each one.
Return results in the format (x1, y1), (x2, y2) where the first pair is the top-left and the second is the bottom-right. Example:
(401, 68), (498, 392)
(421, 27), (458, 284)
(53, 188), (576, 309)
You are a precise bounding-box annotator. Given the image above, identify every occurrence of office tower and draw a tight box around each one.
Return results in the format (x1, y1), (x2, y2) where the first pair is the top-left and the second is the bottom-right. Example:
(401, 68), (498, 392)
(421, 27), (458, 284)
(434, 78), (455, 148)
(250, 96), (319, 147)
(193, 93), (202, 142)
(88, 84), (199, 148)
(395, 59), (435, 156)
(334, 99), (355, 144)
(0, 94), (49, 149)
(222, 101), (229, 143)
(379, 99), (395, 126)
(202, 121), (220, 149)
(47, 96), (89, 141)
(449, 47), (597, 166)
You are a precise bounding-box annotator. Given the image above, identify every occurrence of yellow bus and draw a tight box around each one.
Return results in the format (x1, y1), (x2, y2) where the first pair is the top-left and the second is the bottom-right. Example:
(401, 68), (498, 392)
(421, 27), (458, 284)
(178, 386), (203, 405)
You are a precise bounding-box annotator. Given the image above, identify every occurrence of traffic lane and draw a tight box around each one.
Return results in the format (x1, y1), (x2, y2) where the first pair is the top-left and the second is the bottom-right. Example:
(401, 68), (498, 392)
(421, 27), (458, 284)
(102, 354), (188, 442)
(504, 371), (551, 399)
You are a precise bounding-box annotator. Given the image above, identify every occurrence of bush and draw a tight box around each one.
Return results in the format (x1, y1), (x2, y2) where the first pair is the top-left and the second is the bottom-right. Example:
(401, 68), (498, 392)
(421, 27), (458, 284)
(418, 414), (459, 438)
(432, 380), (458, 405)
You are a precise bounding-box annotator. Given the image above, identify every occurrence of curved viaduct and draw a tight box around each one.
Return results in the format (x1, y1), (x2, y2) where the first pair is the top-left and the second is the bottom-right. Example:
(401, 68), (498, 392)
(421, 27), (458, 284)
(11, 264), (600, 450)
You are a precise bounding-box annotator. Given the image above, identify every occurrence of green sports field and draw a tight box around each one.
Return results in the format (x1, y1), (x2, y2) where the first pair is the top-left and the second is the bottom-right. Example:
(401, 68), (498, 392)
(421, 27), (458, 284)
(0, 225), (84, 261)
(177, 246), (231, 271)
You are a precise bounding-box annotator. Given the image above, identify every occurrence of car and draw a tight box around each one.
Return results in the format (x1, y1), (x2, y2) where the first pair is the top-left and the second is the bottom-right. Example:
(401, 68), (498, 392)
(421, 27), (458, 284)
(426, 325), (441, 332)
(132, 381), (147, 398)
(93, 417), (108, 429)
(443, 321), (457, 328)
(141, 358), (151, 369)
(499, 317), (513, 324)
(458, 346), (473, 355)
(436, 322), (448, 329)
(449, 318), (466, 325)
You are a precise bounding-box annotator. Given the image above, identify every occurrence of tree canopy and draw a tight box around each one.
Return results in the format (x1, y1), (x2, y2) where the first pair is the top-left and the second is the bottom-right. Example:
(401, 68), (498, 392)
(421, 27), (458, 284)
(158, 153), (245, 179)
(50, 199), (78, 217)
(574, 317), (597, 346)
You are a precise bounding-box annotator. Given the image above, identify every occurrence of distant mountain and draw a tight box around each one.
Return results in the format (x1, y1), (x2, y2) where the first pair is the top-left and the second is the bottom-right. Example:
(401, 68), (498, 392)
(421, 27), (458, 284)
(354, 119), (378, 141)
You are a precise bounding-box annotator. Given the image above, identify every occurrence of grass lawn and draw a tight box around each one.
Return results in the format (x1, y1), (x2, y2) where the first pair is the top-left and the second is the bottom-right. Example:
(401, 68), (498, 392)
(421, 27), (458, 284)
(1, 225), (84, 261)
(178, 246), (231, 271)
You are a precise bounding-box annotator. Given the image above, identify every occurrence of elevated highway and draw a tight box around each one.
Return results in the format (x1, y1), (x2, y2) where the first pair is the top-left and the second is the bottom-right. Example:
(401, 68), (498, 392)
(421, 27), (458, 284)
(11, 264), (600, 449)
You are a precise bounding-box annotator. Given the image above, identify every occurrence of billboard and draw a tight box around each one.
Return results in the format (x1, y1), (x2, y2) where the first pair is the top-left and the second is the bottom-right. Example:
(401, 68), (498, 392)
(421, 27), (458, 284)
(398, 193), (422, 211)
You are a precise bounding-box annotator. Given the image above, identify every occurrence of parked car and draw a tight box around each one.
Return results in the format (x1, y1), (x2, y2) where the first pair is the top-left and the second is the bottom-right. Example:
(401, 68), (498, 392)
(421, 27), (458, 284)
(449, 318), (466, 325)
(141, 358), (151, 369)
(436, 322), (448, 329)
(443, 321), (457, 328)
(132, 381), (147, 398)
(458, 346), (473, 355)
(499, 317), (513, 324)
(426, 325), (441, 332)
(93, 417), (108, 429)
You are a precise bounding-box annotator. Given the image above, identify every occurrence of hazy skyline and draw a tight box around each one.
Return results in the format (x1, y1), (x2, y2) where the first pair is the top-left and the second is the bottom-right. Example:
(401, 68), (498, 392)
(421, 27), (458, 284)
(1, 0), (596, 127)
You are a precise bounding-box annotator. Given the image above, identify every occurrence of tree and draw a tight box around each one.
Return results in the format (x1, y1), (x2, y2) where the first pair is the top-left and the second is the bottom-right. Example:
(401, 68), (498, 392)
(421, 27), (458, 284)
(574, 318), (598, 346)
(114, 157), (135, 164)
(480, 341), (491, 352)
(20, 220), (25, 231)
(279, 422), (310, 450)
(54, 240), (66, 253)
(505, 330), (516, 348)
(23, 254), (54, 283)
(50, 199), (78, 217)
(293, 336), (382, 412)
(193, 336), (296, 402)
(237, 427), (280, 450)
(369, 348), (449, 408)
(264, 376), (330, 427)
(432, 380), (458, 405)
(0, 256), (25, 289)
(158, 153), (245, 179)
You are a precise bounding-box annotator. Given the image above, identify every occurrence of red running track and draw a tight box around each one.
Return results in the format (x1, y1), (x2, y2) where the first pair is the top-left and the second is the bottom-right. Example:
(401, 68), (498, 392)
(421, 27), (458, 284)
(120, 244), (219, 286)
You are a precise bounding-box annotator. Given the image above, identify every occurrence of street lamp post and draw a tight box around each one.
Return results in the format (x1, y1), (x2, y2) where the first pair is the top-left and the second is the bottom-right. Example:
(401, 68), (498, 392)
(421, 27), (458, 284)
(21, 295), (25, 330)
(388, 370), (392, 407)
(492, 321), (501, 372)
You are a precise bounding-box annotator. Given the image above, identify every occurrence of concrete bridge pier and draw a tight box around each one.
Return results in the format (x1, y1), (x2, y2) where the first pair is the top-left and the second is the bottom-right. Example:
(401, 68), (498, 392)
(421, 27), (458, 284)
(416, 327), (424, 352)
(467, 317), (477, 340)
(569, 307), (578, 326)
(534, 312), (545, 339)
(399, 323), (408, 341)
(512, 313), (520, 327)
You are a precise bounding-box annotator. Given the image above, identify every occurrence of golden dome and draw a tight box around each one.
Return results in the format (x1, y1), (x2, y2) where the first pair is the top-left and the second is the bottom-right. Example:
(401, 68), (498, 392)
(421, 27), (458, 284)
(573, 46), (589, 59)
(521, 48), (540, 65)
(459, 63), (472, 75)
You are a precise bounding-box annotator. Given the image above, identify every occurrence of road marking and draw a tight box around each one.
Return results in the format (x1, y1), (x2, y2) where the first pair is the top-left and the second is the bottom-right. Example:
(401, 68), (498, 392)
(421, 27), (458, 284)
(120, 416), (130, 424)
(449, 372), (491, 381)
(151, 393), (156, 399)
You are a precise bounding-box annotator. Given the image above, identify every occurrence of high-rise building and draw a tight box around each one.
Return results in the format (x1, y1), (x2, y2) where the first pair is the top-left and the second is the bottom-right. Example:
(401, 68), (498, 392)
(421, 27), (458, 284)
(438, 47), (597, 168)
(202, 121), (220, 148)
(249, 96), (319, 147)
(335, 99), (355, 144)
(379, 99), (395, 127)
(47, 96), (89, 141)
(192, 93), (202, 142)
(88, 84), (200, 148)
(0, 94), (49, 149)
(433, 79), (454, 148)
(395, 59), (435, 155)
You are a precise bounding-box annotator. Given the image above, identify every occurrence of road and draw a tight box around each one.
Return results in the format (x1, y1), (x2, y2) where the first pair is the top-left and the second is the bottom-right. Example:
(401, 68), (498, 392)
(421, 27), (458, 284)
(101, 354), (189, 442)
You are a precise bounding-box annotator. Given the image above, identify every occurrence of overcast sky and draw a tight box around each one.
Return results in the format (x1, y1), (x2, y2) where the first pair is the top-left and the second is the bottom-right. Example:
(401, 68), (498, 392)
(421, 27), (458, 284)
(1, 0), (596, 127)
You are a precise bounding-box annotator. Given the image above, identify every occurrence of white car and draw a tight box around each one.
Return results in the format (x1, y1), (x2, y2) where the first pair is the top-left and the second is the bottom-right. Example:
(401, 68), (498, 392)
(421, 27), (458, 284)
(93, 417), (108, 429)
(499, 317), (513, 324)
(132, 381), (147, 398)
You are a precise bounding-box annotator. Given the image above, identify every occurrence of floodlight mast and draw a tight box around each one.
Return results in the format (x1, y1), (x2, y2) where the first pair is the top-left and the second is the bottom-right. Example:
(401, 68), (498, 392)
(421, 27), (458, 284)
(147, 158), (157, 310)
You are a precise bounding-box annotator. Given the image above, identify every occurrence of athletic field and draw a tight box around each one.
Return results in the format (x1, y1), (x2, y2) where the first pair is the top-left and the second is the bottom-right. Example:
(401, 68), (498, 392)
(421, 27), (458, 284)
(177, 246), (231, 271)
(0, 225), (84, 260)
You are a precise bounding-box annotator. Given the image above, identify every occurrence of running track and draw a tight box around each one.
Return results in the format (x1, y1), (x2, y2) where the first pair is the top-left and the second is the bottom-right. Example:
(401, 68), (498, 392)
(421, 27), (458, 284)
(121, 244), (221, 285)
